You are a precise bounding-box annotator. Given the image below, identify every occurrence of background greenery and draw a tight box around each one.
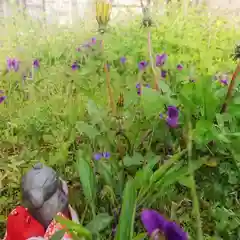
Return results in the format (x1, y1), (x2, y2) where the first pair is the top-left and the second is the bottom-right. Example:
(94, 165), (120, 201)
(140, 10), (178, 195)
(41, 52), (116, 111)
(0, 2), (240, 240)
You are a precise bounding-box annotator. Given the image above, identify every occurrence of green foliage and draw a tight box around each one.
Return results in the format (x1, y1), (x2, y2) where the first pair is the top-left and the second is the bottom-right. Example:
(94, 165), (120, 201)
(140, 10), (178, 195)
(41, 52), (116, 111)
(1, 4), (240, 240)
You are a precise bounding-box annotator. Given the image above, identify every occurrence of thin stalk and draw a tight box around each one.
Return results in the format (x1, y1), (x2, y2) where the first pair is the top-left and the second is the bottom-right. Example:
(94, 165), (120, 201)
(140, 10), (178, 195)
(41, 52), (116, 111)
(187, 120), (203, 240)
(101, 40), (116, 115)
(221, 61), (240, 113)
(147, 31), (159, 91)
(104, 63), (116, 115)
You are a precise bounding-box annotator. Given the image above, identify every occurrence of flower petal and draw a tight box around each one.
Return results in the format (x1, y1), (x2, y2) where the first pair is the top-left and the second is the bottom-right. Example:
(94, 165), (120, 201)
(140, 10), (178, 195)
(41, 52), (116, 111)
(141, 209), (167, 236)
(165, 221), (188, 240)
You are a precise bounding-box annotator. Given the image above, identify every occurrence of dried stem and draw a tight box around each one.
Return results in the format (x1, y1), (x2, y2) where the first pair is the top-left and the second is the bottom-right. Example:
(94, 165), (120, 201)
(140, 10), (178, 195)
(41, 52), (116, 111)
(104, 63), (116, 115)
(147, 31), (159, 90)
(101, 40), (116, 115)
(220, 61), (240, 113)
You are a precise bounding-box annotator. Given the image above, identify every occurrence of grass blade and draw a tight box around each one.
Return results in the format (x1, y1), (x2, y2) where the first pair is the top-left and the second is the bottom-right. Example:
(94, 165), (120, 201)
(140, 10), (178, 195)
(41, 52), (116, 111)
(76, 150), (97, 216)
(115, 179), (137, 240)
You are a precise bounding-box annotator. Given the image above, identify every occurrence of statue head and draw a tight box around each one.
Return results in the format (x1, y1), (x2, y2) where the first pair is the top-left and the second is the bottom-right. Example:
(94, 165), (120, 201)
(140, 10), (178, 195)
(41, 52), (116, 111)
(21, 163), (69, 229)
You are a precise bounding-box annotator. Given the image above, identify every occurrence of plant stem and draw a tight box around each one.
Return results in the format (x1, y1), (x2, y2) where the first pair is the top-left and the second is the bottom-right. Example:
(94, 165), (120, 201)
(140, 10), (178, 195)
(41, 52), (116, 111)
(101, 39), (116, 115)
(104, 63), (116, 115)
(147, 31), (159, 91)
(221, 61), (240, 113)
(187, 120), (203, 240)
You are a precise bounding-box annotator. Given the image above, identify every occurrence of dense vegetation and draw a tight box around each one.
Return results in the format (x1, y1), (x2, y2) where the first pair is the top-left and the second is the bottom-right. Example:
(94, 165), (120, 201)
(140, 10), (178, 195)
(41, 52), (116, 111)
(0, 4), (240, 240)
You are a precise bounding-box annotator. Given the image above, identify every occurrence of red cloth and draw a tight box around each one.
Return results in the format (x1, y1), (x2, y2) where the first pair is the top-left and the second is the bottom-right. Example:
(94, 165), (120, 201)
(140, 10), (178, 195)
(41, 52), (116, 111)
(3, 206), (45, 240)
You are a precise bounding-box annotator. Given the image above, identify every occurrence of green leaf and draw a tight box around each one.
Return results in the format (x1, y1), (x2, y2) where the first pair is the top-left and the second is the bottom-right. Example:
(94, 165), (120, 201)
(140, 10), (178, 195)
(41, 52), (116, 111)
(49, 229), (66, 240)
(141, 87), (164, 118)
(76, 121), (100, 139)
(76, 151), (96, 210)
(115, 179), (137, 240)
(55, 216), (92, 240)
(96, 161), (116, 188)
(0, 215), (5, 222)
(123, 152), (144, 167)
(158, 80), (171, 93)
(132, 233), (147, 240)
(86, 213), (113, 234)
(150, 150), (186, 184)
(134, 165), (152, 190)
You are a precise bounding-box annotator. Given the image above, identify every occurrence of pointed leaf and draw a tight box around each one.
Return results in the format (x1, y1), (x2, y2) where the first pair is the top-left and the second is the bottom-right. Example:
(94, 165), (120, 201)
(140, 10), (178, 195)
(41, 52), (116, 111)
(86, 213), (113, 234)
(76, 151), (96, 205)
(115, 179), (137, 240)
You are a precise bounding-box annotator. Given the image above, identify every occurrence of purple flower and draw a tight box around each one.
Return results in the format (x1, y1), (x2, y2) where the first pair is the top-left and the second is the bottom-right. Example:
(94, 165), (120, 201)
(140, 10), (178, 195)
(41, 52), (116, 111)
(120, 57), (126, 64)
(0, 95), (6, 104)
(33, 59), (40, 68)
(177, 64), (183, 70)
(146, 84), (150, 88)
(71, 62), (80, 70)
(7, 58), (19, 72)
(220, 79), (228, 86)
(161, 70), (167, 78)
(136, 83), (141, 95)
(156, 53), (167, 67)
(94, 152), (110, 160)
(141, 209), (188, 240)
(94, 153), (102, 161)
(159, 113), (164, 119)
(91, 37), (96, 44)
(138, 61), (148, 71)
(190, 79), (195, 83)
(76, 47), (81, 52)
(166, 106), (179, 128)
(102, 152), (110, 159)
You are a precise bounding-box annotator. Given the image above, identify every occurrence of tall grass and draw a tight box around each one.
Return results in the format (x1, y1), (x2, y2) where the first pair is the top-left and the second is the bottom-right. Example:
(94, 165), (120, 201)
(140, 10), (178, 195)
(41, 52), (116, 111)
(0, 3), (240, 239)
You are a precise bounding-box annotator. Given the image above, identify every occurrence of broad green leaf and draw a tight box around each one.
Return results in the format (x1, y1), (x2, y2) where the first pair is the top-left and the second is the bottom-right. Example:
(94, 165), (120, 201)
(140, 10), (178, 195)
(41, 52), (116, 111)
(86, 213), (113, 234)
(123, 152), (144, 167)
(115, 179), (137, 240)
(76, 121), (100, 139)
(76, 150), (96, 207)
(158, 80), (171, 93)
(96, 161), (116, 188)
(141, 87), (164, 118)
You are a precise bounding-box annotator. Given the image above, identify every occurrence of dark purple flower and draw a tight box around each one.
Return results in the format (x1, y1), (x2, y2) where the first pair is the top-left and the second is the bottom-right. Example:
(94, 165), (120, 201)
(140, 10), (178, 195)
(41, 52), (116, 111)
(141, 209), (188, 240)
(12, 59), (19, 72)
(189, 79), (195, 83)
(0, 95), (6, 104)
(138, 61), (148, 71)
(91, 37), (97, 44)
(136, 83), (141, 95)
(146, 84), (150, 88)
(102, 152), (110, 159)
(177, 64), (183, 70)
(76, 47), (81, 52)
(33, 59), (40, 68)
(161, 70), (167, 78)
(71, 62), (80, 70)
(156, 53), (167, 67)
(220, 79), (228, 86)
(120, 57), (126, 64)
(94, 153), (102, 161)
(7, 58), (19, 72)
(166, 106), (179, 128)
